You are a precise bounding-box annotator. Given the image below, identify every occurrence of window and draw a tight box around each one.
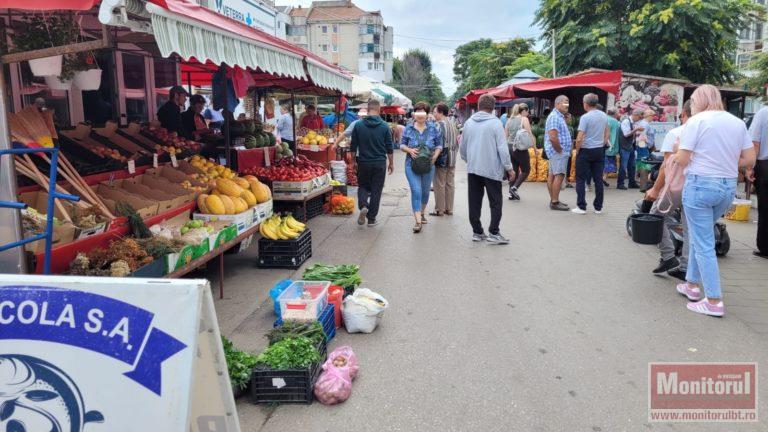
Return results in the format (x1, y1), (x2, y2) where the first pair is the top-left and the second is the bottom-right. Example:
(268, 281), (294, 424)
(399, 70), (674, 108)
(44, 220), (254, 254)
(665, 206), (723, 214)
(322, 44), (328, 52)
(368, 62), (373, 70)
(333, 24), (338, 33)
(331, 44), (338, 52)
(322, 25), (327, 33)
(287, 25), (306, 36)
(359, 43), (374, 54)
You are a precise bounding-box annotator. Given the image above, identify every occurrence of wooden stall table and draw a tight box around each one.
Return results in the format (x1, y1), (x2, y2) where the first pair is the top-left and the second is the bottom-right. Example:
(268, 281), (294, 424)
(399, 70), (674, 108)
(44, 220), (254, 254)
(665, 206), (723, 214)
(164, 222), (261, 299)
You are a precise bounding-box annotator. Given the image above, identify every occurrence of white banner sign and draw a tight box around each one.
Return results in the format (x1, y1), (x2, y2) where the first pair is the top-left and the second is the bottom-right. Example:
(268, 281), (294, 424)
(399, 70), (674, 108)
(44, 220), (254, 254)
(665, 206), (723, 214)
(0, 275), (240, 432)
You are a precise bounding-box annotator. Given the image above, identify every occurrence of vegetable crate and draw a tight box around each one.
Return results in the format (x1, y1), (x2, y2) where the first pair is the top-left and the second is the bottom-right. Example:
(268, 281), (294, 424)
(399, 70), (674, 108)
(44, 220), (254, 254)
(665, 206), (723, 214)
(305, 194), (327, 220)
(250, 339), (327, 404)
(273, 303), (336, 343)
(256, 230), (312, 269)
(275, 281), (330, 322)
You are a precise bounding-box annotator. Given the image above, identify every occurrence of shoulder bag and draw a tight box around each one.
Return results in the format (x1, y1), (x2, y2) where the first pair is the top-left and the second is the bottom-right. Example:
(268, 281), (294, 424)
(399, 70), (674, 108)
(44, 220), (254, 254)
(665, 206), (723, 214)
(411, 133), (434, 174)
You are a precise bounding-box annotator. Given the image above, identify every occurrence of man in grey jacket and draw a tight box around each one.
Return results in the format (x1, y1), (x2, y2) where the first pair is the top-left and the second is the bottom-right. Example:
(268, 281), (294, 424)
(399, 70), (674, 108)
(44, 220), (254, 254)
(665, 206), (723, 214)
(460, 94), (515, 244)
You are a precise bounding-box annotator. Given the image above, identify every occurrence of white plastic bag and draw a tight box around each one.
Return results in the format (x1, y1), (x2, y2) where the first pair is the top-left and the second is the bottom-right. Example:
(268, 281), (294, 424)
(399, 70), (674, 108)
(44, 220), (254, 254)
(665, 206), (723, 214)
(343, 288), (388, 333)
(330, 160), (347, 183)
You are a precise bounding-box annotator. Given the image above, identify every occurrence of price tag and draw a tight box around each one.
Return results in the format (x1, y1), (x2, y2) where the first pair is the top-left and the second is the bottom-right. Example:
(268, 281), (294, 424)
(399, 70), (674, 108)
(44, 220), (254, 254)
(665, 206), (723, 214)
(153, 153), (159, 168)
(127, 160), (136, 174)
(263, 147), (271, 167)
(171, 154), (178, 167)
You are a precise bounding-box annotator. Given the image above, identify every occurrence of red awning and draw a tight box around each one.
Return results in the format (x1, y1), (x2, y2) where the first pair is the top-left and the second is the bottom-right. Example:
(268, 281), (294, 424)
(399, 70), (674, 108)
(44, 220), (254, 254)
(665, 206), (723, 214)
(512, 70), (622, 97)
(2, 0), (99, 10)
(381, 106), (406, 115)
(463, 85), (516, 104)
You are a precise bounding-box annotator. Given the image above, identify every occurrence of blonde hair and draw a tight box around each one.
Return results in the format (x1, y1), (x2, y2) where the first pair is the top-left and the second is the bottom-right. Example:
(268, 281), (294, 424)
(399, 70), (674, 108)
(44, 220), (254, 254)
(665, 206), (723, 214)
(690, 84), (724, 115)
(511, 104), (521, 116)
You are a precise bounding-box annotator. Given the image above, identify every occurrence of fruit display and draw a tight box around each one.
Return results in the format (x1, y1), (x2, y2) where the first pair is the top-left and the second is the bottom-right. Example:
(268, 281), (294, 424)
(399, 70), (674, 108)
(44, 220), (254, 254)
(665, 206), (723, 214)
(245, 155), (328, 183)
(329, 194), (355, 215)
(242, 118), (278, 149)
(196, 175), (271, 215)
(298, 129), (330, 147)
(345, 164), (357, 186)
(275, 141), (293, 162)
(187, 155), (238, 186)
(259, 214), (307, 240)
(144, 125), (201, 154)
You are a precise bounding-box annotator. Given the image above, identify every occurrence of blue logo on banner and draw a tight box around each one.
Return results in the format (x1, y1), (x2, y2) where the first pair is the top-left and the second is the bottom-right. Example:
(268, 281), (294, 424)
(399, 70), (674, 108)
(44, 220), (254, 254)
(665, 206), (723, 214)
(0, 286), (187, 396)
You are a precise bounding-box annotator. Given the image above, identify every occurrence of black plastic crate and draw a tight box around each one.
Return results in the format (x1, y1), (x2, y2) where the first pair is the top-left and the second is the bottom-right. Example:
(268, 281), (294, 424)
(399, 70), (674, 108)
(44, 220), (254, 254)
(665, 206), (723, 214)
(258, 229), (311, 256)
(256, 248), (312, 269)
(306, 194), (326, 220)
(251, 339), (327, 404)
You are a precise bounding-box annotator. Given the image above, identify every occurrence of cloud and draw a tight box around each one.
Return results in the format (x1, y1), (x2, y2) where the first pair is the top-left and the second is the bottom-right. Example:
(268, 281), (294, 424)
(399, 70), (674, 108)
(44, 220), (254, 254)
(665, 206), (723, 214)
(275, 0), (540, 95)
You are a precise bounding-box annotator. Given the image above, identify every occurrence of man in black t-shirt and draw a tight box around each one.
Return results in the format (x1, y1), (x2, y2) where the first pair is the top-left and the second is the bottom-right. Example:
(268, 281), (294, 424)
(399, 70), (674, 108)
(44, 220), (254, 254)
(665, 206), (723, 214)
(157, 85), (188, 135)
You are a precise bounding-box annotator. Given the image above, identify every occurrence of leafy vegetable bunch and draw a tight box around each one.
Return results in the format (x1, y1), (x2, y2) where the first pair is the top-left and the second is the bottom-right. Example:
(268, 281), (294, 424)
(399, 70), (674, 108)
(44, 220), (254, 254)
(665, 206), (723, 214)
(255, 336), (320, 369)
(222, 336), (258, 391)
(302, 264), (362, 288)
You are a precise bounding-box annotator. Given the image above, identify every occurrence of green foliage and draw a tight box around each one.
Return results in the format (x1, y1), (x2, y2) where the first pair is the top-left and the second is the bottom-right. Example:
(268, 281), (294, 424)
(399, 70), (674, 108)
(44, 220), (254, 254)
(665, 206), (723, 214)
(255, 336), (321, 369)
(747, 52), (768, 99)
(12, 14), (79, 52)
(391, 49), (447, 105)
(267, 321), (326, 346)
(464, 38), (535, 90)
(222, 336), (258, 390)
(535, 0), (763, 84)
(302, 263), (362, 287)
(503, 52), (552, 79)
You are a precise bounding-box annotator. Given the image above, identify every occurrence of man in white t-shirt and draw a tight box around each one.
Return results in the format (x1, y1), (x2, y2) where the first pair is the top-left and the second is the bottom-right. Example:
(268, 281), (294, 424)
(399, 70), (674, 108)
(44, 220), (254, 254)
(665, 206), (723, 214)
(645, 100), (691, 279)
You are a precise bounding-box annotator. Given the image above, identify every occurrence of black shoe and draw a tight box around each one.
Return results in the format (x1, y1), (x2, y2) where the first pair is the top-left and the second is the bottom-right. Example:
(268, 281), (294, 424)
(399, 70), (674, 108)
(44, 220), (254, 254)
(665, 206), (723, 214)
(667, 267), (687, 281)
(653, 257), (679, 274)
(617, 185), (627, 190)
(508, 188), (520, 200)
(628, 184), (640, 189)
(602, 180), (610, 187)
(754, 251), (768, 259)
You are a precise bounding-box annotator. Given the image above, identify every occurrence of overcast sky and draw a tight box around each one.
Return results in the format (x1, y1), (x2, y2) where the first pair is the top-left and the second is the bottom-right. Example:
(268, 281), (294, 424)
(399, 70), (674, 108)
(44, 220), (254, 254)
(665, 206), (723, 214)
(276, 0), (541, 96)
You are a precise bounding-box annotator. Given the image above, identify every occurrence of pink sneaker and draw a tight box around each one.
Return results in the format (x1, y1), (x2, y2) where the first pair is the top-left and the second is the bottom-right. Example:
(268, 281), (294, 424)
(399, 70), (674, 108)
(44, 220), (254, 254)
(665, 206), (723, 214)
(686, 299), (725, 317)
(676, 283), (702, 301)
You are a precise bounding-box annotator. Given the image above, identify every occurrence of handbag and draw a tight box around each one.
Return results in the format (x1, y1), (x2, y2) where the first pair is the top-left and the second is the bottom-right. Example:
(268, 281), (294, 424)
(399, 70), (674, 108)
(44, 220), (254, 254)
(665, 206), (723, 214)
(513, 129), (534, 151)
(411, 134), (434, 174)
(653, 155), (685, 214)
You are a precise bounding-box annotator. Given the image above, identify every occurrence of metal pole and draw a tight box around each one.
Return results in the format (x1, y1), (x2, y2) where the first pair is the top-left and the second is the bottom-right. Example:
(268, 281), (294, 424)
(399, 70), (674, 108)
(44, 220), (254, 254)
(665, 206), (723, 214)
(186, 71), (192, 95)
(0, 64), (26, 274)
(290, 92), (296, 154)
(551, 28), (557, 78)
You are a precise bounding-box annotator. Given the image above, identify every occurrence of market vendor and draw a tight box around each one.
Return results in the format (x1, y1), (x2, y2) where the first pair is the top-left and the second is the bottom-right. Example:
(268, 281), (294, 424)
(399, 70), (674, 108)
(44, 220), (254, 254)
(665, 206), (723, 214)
(277, 104), (294, 146)
(300, 104), (324, 131)
(181, 95), (212, 139)
(157, 85), (188, 135)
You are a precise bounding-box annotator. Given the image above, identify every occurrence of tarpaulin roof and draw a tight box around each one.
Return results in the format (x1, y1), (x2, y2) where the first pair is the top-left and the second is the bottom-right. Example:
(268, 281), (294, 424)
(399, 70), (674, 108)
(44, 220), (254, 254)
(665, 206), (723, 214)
(137, 0), (351, 93)
(512, 70), (622, 97)
(462, 85), (516, 104)
(3, 0), (99, 10)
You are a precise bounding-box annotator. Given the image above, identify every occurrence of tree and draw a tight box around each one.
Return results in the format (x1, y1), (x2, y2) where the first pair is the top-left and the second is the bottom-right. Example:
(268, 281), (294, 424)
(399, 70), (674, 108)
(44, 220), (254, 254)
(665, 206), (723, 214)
(535, 0), (763, 84)
(453, 39), (493, 86)
(452, 38), (537, 96)
(747, 53), (768, 99)
(503, 52), (552, 79)
(391, 49), (446, 105)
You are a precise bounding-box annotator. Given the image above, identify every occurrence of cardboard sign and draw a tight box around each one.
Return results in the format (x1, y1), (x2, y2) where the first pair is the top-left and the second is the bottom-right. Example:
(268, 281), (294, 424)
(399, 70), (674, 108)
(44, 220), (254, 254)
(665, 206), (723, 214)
(128, 160), (136, 174)
(0, 275), (241, 432)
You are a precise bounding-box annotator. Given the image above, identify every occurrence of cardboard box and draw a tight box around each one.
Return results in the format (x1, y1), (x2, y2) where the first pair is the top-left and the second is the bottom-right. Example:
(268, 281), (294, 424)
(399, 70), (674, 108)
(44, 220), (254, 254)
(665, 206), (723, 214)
(209, 222), (238, 251)
(145, 165), (207, 188)
(19, 191), (108, 241)
(193, 207), (256, 234)
(272, 174), (331, 200)
(95, 184), (158, 218)
(153, 212), (212, 273)
(21, 213), (77, 253)
(101, 178), (187, 214)
(132, 174), (198, 198)
(254, 200), (274, 224)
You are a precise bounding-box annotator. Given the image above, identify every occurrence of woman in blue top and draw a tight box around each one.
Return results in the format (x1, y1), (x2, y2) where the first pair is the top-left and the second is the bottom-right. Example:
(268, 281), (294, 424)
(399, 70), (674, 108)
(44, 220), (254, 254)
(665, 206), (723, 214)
(400, 101), (443, 233)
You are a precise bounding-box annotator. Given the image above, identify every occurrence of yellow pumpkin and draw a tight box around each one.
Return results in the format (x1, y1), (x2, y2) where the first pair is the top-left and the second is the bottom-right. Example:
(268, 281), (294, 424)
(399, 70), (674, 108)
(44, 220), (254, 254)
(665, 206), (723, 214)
(240, 189), (258, 206)
(204, 195), (225, 215)
(218, 195), (235, 214)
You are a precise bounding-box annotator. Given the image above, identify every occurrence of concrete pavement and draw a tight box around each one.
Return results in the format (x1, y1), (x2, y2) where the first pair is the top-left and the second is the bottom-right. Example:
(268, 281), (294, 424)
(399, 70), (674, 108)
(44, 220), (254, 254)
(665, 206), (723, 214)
(211, 154), (768, 432)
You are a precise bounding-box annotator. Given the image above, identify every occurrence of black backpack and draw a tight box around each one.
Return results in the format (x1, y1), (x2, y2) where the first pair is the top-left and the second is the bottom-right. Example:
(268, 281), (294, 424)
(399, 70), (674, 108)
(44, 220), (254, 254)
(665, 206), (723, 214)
(411, 133), (433, 174)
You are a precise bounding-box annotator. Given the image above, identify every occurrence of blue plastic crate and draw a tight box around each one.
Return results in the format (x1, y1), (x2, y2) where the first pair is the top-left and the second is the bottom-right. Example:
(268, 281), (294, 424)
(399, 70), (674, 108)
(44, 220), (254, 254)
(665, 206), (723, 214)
(273, 303), (335, 343)
(269, 279), (293, 316)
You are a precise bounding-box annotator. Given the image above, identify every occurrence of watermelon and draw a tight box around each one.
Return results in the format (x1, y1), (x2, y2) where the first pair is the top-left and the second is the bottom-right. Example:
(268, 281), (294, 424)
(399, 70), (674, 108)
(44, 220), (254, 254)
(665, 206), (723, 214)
(267, 133), (276, 147)
(244, 135), (257, 149)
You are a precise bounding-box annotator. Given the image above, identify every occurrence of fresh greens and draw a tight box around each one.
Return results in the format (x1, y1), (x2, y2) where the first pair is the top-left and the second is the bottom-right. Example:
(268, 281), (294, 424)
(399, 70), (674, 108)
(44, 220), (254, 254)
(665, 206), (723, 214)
(255, 336), (320, 369)
(302, 264), (362, 288)
(267, 321), (325, 346)
(221, 336), (258, 391)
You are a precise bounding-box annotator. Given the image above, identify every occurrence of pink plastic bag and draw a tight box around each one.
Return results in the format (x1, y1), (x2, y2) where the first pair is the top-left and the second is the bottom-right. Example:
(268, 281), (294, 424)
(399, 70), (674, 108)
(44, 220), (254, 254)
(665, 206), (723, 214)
(313, 346), (359, 405)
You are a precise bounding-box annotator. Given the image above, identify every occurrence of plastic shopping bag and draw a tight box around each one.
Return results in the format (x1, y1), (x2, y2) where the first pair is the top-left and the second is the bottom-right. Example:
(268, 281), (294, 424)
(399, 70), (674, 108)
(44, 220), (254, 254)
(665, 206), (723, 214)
(313, 346), (359, 405)
(343, 288), (389, 334)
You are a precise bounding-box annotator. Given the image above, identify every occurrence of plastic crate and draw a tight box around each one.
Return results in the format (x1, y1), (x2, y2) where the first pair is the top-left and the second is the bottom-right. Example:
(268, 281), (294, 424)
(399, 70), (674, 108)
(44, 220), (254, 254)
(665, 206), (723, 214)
(276, 281), (330, 322)
(273, 303), (336, 342)
(270, 279), (292, 316)
(305, 194), (326, 220)
(258, 229), (311, 256)
(250, 339), (327, 405)
(257, 248), (312, 269)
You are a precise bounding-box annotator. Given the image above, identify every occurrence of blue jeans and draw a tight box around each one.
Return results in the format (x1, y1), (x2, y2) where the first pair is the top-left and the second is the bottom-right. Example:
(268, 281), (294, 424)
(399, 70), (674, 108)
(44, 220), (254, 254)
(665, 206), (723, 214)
(683, 175), (736, 299)
(405, 161), (435, 212)
(618, 148), (636, 187)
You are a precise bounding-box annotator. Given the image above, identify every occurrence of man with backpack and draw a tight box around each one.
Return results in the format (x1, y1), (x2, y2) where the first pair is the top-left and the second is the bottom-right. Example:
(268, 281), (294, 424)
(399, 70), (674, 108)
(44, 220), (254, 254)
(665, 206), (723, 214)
(459, 94), (515, 244)
(350, 100), (394, 227)
(617, 109), (645, 189)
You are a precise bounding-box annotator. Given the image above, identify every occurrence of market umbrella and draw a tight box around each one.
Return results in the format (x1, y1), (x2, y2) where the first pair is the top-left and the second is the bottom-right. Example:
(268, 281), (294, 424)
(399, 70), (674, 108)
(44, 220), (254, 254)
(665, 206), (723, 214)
(351, 75), (374, 100)
(372, 82), (412, 109)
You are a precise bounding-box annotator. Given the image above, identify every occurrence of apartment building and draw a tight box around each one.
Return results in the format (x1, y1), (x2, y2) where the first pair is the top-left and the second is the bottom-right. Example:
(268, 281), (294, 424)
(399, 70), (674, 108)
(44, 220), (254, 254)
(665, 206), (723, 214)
(286, 1), (393, 82)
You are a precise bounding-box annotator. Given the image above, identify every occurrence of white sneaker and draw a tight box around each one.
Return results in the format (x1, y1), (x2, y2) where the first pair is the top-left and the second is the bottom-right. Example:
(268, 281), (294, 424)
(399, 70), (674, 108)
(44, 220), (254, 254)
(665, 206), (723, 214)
(594, 209), (603, 214)
(571, 208), (587, 215)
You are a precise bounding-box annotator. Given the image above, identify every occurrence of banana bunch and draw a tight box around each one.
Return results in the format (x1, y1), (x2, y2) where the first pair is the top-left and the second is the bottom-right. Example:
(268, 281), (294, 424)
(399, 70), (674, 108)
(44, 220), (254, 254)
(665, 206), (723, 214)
(259, 214), (307, 240)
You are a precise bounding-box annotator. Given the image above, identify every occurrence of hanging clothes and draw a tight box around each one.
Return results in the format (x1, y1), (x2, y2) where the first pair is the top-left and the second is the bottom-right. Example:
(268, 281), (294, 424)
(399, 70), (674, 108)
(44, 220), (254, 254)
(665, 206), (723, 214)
(212, 68), (238, 112)
(230, 66), (254, 98)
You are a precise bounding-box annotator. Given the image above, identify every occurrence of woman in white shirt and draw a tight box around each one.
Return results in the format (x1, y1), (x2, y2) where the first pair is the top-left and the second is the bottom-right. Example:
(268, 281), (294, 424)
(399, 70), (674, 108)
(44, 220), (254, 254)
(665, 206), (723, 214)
(675, 85), (756, 317)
